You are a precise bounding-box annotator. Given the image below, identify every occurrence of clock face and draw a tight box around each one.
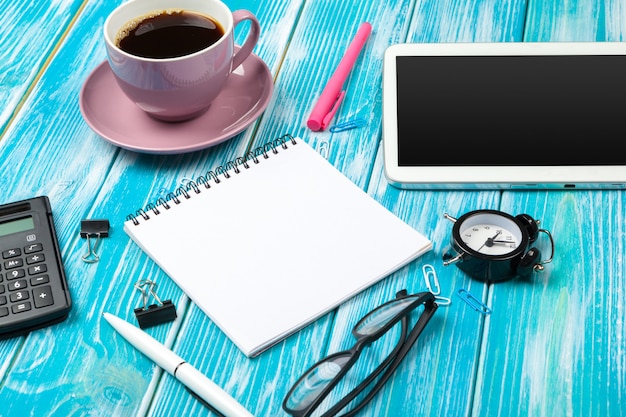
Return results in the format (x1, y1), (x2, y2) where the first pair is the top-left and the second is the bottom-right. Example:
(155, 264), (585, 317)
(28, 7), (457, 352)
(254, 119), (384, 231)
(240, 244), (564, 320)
(457, 213), (523, 256)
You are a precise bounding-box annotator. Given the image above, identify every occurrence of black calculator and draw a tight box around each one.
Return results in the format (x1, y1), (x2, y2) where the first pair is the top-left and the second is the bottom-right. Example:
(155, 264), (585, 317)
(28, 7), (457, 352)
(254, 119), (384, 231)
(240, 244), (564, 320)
(0, 196), (72, 339)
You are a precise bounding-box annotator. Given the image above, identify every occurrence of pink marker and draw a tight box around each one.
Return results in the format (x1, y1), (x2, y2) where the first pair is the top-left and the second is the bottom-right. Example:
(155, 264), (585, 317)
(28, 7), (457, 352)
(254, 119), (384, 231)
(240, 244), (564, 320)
(307, 22), (372, 131)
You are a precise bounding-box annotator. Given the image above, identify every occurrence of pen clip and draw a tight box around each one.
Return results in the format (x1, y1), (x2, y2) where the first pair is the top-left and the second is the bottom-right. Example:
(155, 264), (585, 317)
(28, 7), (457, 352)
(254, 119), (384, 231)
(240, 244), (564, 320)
(321, 90), (346, 130)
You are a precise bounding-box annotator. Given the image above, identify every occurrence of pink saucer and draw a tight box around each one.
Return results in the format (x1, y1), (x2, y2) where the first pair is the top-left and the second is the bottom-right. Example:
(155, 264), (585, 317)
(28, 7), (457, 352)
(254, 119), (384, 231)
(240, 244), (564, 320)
(79, 53), (274, 154)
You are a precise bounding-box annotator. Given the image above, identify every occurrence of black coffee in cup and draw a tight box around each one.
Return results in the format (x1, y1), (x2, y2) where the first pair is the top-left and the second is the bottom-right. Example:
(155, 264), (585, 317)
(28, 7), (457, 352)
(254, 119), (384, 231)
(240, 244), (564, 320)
(116, 10), (224, 59)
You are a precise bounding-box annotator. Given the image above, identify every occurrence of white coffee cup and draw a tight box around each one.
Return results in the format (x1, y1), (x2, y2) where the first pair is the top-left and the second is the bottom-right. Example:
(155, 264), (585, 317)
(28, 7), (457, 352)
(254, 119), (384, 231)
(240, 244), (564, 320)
(104, 0), (260, 122)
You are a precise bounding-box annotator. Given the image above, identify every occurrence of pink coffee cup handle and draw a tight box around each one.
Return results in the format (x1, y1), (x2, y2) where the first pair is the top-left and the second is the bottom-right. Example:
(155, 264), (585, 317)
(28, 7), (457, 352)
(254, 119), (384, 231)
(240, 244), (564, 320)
(232, 10), (260, 70)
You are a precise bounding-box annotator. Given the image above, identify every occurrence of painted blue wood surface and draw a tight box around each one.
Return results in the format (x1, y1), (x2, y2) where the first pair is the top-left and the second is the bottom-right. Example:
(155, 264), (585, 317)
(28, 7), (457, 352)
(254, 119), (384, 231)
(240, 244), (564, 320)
(0, 0), (624, 416)
(0, 0), (85, 134)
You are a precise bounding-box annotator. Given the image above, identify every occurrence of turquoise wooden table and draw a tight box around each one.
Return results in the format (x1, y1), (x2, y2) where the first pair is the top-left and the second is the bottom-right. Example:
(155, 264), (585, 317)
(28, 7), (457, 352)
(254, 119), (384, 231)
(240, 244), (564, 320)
(1, 0), (624, 416)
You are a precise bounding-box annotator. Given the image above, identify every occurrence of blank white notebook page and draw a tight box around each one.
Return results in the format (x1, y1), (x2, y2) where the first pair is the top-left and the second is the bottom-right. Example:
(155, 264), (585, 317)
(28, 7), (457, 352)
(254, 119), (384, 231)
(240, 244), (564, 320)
(124, 137), (432, 357)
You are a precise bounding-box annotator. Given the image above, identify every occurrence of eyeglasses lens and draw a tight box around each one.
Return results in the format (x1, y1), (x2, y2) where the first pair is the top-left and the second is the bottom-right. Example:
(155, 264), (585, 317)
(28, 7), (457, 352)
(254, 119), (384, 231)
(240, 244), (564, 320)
(354, 295), (420, 336)
(285, 352), (353, 412)
(285, 293), (431, 416)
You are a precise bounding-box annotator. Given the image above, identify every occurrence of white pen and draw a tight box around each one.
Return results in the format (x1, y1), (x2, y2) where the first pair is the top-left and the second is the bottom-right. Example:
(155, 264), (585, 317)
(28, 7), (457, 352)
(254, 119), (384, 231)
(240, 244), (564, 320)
(103, 312), (254, 417)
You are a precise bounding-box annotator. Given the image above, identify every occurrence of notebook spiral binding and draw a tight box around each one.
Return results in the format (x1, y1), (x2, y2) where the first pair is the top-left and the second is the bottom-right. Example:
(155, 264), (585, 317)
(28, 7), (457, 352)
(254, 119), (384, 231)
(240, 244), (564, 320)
(126, 134), (298, 225)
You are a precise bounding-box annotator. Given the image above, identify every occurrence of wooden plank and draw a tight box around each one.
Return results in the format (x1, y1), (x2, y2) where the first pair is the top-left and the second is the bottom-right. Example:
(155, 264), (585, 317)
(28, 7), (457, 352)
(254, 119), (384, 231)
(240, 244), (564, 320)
(409, 0), (527, 42)
(525, 0), (626, 41)
(475, 191), (626, 417)
(0, 0), (85, 134)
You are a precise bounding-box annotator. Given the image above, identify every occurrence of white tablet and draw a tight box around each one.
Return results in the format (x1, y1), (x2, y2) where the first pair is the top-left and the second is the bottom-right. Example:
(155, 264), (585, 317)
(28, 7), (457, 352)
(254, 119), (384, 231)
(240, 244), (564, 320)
(382, 42), (626, 189)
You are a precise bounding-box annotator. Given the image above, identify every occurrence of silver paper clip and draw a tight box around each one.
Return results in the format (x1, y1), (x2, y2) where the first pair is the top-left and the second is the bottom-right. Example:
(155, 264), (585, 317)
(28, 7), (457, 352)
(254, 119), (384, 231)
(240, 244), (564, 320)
(422, 264), (451, 305)
(457, 289), (492, 315)
(317, 140), (330, 159)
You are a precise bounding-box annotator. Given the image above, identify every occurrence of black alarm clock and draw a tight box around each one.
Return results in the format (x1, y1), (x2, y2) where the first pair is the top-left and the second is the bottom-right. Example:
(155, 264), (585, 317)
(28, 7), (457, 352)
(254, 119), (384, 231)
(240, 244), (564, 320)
(441, 209), (554, 283)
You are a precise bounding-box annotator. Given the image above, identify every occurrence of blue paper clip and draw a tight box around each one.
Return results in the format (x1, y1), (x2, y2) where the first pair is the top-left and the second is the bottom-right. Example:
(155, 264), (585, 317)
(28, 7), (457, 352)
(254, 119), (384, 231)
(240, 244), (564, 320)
(457, 289), (491, 314)
(422, 264), (451, 306)
(329, 117), (366, 133)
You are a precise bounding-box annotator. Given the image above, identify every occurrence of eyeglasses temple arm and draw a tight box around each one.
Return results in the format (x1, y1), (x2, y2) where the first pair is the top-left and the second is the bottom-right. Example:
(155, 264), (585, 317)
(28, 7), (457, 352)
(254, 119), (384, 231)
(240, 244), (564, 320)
(326, 292), (432, 416)
(320, 315), (409, 417)
(338, 300), (439, 417)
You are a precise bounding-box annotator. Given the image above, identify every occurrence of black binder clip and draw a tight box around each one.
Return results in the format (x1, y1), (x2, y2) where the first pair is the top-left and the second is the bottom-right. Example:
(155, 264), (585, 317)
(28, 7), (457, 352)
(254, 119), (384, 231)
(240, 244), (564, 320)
(80, 219), (110, 263)
(133, 279), (177, 329)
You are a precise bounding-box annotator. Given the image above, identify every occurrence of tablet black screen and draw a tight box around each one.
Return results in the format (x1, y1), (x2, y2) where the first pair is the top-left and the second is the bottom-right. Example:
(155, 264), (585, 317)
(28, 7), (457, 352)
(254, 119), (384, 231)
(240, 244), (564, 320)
(396, 55), (626, 166)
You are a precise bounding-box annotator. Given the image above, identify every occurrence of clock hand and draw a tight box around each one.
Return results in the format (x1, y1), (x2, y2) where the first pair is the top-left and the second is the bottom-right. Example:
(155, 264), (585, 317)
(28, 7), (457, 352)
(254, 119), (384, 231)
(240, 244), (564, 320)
(478, 230), (502, 251)
(490, 239), (517, 247)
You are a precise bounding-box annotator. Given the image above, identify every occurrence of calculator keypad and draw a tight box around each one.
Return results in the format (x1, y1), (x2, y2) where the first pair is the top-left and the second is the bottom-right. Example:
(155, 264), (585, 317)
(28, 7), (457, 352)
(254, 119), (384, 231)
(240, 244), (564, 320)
(0, 197), (72, 339)
(0, 243), (54, 319)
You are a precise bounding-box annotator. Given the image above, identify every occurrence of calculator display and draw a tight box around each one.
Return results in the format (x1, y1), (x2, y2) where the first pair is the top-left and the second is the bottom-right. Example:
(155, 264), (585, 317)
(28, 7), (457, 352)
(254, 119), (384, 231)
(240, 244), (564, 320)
(0, 216), (34, 237)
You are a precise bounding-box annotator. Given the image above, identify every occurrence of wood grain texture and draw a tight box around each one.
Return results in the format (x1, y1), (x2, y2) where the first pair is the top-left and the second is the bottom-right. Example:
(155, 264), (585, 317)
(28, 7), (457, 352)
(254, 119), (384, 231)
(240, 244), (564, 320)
(0, 0), (85, 134)
(473, 191), (626, 417)
(525, 0), (626, 41)
(1, 0), (625, 416)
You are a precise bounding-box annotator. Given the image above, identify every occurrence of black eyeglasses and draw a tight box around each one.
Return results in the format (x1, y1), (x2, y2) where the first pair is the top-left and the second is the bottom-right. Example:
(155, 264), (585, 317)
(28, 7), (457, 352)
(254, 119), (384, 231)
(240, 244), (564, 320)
(282, 290), (438, 417)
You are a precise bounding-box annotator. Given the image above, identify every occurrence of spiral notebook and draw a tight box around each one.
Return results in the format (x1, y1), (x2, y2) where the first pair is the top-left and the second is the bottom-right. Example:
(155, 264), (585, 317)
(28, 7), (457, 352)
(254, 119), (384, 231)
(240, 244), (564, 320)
(124, 135), (432, 357)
